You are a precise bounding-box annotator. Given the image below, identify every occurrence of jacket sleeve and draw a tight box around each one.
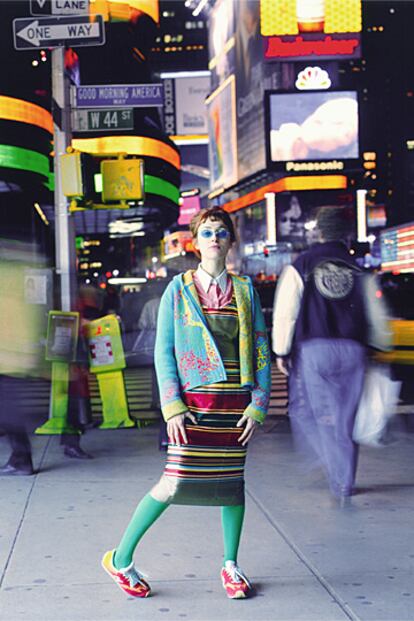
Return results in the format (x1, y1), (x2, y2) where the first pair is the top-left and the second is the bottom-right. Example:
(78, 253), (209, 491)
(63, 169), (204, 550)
(362, 274), (393, 352)
(243, 289), (271, 424)
(154, 282), (188, 421)
(272, 265), (304, 357)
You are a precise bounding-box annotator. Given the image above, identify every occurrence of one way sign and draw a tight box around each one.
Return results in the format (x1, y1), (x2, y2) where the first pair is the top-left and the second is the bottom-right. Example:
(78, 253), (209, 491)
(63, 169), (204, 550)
(13, 15), (105, 50)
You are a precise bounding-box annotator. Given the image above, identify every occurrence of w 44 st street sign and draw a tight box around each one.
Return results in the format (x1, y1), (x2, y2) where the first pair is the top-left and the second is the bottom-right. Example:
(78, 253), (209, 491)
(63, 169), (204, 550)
(72, 109), (134, 132)
(13, 15), (105, 49)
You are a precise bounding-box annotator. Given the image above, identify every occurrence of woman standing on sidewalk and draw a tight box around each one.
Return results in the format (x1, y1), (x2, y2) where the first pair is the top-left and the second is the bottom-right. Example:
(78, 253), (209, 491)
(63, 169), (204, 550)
(102, 207), (271, 599)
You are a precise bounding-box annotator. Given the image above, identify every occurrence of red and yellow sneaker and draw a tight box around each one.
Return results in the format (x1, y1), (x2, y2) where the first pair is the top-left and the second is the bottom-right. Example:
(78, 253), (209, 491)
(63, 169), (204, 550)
(221, 561), (252, 599)
(101, 550), (151, 598)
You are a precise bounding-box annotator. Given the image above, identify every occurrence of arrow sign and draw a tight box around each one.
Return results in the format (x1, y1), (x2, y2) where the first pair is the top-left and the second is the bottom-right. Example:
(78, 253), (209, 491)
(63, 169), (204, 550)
(13, 15), (105, 50)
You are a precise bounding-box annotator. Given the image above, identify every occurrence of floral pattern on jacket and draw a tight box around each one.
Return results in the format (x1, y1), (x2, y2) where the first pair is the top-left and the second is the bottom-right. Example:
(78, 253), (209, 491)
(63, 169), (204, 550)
(154, 270), (271, 423)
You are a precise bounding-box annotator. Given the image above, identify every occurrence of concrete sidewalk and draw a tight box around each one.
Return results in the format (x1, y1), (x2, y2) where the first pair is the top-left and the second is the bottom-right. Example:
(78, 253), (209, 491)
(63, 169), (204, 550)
(1, 419), (414, 621)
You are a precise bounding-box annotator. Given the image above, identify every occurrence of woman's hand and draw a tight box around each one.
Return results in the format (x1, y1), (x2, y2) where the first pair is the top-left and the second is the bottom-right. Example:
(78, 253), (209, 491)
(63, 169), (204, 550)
(237, 415), (258, 446)
(277, 356), (290, 377)
(167, 411), (197, 446)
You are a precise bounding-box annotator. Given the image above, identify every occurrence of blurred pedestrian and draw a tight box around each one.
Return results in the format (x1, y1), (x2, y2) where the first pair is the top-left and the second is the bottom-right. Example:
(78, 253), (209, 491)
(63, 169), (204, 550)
(272, 206), (391, 500)
(60, 284), (102, 459)
(134, 285), (167, 449)
(0, 239), (47, 475)
(102, 207), (271, 599)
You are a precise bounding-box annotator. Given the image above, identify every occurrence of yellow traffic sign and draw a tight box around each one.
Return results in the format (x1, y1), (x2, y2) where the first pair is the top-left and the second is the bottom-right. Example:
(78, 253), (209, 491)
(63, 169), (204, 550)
(101, 158), (144, 202)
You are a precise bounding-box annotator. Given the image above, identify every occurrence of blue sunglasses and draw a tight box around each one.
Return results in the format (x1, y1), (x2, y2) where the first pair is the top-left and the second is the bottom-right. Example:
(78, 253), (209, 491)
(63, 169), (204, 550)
(199, 228), (230, 240)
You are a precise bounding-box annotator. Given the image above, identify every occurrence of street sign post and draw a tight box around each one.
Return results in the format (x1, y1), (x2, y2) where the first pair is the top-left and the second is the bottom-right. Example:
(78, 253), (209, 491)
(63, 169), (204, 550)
(73, 83), (164, 108)
(30, 0), (89, 16)
(10, 7), (106, 331)
(72, 108), (134, 132)
(13, 15), (105, 50)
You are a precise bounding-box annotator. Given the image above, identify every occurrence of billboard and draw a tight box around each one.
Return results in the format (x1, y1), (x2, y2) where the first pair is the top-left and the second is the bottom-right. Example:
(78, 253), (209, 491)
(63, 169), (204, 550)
(163, 231), (195, 259)
(178, 195), (201, 226)
(179, 143), (210, 195)
(261, 0), (362, 61)
(381, 223), (414, 274)
(163, 74), (210, 137)
(234, 0), (268, 179)
(266, 90), (360, 173)
(208, 0), (236, 91)
(208, 0), (277, 186)
(275, 190), (354, 247)
(206, 75), (238, 191)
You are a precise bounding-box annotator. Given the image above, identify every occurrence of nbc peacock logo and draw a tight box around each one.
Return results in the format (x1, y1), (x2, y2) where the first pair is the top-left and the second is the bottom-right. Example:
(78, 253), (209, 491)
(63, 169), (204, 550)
(295, 66), (332, 90)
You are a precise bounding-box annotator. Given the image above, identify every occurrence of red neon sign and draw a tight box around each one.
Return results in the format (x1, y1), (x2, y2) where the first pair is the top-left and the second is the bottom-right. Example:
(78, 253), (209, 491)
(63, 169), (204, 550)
(264, 35), (360, 60)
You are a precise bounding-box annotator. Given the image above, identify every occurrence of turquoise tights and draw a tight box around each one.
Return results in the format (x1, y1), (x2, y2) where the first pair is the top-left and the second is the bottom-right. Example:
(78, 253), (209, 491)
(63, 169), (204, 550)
(113, 493), (245, 569)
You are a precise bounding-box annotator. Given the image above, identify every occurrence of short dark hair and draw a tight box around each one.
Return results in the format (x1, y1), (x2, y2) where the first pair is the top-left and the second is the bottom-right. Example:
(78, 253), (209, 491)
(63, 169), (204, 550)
(316, 206), (354, 242)
(189, 207), (236, 243)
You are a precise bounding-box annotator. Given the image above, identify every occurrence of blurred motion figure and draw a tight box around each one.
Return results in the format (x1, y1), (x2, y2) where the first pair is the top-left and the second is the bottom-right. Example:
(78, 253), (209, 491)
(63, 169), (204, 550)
(272, 207), (392, 499)
(0, 239), (47, 475)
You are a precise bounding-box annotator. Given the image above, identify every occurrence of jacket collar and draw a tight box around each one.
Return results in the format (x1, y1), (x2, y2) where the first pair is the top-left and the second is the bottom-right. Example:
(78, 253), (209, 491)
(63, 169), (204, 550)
(195, 264), (228, 294)
(182, 270), (250, 311)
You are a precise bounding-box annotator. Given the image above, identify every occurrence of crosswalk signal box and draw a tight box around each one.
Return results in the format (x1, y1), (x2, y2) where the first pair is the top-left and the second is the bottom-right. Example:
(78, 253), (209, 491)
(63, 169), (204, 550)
(61, 152), (83, 198)
(61, 151), (95, 199)
(101, 158), (144, 202)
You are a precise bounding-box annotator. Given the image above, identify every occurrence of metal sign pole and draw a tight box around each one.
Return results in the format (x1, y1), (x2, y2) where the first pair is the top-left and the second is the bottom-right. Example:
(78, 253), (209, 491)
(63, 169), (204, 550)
(52, 46), (77, 311)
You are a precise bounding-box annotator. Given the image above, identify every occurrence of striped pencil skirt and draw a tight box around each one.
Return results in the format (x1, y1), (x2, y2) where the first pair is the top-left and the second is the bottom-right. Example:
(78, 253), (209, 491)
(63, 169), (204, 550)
(150, 380), (251, 506)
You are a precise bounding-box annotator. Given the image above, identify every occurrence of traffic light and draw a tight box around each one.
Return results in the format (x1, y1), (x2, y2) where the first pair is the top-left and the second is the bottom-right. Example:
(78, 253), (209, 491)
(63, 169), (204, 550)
(101, 157), (144, 202)
(60, 150), (95, 199)
(61, 151), (82, 197)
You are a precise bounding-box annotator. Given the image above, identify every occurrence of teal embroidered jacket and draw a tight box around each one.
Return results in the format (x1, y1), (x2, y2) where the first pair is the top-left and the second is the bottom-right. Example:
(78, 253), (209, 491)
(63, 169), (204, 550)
(154, 270), (271, 424)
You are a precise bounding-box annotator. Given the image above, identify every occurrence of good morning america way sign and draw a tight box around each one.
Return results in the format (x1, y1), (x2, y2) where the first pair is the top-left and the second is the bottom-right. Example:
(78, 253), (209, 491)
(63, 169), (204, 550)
(73, 84), (164, 109)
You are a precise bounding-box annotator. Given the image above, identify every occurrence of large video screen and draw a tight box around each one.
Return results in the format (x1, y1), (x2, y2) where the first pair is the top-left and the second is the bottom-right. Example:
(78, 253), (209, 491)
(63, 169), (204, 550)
(276, 190), (355, 248)
(267, 90), (359, 170)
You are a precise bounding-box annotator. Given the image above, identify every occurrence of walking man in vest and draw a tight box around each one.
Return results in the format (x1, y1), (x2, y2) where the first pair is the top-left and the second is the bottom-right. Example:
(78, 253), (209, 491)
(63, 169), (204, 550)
(272, 206), (391, 500)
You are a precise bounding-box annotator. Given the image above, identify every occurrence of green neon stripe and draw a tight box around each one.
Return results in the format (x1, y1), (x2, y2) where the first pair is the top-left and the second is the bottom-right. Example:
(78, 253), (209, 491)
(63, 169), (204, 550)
(46, 172), (54, 191)
(0, 144), (50, 177)
(144, 174), (179, 204)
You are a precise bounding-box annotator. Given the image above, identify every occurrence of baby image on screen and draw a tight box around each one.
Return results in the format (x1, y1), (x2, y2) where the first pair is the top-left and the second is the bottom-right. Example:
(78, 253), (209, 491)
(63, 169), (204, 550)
(270, 93), (359, 162)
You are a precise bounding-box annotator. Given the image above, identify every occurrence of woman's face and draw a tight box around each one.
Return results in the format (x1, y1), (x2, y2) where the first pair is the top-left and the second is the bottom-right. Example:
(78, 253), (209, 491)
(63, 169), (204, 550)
(194, 217), (232, 262)
(279, 196), (303, 236)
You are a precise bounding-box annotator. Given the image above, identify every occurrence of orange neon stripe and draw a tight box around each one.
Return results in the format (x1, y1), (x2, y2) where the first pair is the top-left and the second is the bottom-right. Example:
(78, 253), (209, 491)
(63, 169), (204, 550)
(0, 96), (53, 134)
(221, 175), (348, 213)
(170, 134), (208, 142)
(71, 135), (180, 169)
(90, 0), (159, 23)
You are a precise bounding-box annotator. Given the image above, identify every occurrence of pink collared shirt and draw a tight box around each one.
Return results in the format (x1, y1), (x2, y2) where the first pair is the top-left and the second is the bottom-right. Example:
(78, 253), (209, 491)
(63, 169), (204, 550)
(193, 267), (233, 309)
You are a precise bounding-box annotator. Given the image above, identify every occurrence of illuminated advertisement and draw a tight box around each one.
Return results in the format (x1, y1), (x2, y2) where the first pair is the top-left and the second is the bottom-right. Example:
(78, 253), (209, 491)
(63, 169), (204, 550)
(178, 195), (201, 226)
(179, 143), (210, 195)
(208, 0), (276, 183)
(163, 231), (195, 259)
(208, 0), (236, 91)
(381, 223), (414, 274)
(275, 189), (354, 248)
(234, 0), (267, 179)
(163, 75), (210, 137)
(261, 0), (362, 61)
(206, 75), (238, 191)
(266, 90), (360, 172)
